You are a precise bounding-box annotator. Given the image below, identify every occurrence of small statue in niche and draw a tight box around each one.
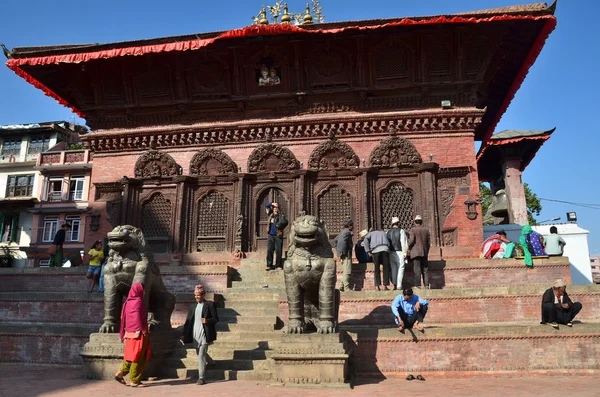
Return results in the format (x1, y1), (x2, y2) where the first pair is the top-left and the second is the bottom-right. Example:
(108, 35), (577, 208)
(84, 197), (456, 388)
(269, 67), (281, 85)
(258, 64), (281, 86)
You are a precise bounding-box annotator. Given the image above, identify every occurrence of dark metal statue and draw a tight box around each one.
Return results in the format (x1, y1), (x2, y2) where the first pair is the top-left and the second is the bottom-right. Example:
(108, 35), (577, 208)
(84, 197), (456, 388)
(98, 225), (175, 333)
(284, 215), (336, 334)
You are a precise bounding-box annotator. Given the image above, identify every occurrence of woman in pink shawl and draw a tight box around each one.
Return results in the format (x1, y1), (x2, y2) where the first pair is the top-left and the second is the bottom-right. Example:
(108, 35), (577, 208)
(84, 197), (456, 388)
(481, 230), (512, 259)
(114, 283), (150, 387)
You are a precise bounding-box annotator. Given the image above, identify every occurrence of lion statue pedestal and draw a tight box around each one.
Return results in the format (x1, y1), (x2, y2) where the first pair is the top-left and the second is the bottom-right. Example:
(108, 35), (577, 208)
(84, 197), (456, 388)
(80, 225), (178, 380)
(272, 215), (351, 388)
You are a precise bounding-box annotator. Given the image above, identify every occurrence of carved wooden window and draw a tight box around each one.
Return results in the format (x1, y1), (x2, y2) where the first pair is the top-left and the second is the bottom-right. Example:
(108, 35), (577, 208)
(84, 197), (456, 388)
(380, 183), (414, 231)
(138, 67), (170, 98)
(465, 35), (488, 76)
(317, 186), (352, 237)
(197, 191), (229, 252)
(257, 188), (288, 238)
(427, 42), (451, 78)
(375, 44), (408, 80)
(141, 193), (172, 252)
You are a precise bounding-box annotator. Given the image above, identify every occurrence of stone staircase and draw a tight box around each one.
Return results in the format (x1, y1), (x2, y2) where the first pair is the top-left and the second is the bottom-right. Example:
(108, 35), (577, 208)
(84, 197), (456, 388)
(161, 258), (285, 380)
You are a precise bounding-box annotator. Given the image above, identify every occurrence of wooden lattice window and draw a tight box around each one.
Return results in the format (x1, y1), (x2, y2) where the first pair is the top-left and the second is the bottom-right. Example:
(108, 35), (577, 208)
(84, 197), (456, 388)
(197, 192), (229, 237)
(427, 42), (451, 78)
(375, 44), (408, 80)
(141, 193), (172, 252)
(465, 35), (489, 76)
(138, 67), (170, 98)
(317, 186), (352, 237)
(380, 183), (414, 231)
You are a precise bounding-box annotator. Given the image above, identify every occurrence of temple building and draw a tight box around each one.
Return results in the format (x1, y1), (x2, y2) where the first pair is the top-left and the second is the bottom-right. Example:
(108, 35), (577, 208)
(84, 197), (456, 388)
(4, 1), (558, 263)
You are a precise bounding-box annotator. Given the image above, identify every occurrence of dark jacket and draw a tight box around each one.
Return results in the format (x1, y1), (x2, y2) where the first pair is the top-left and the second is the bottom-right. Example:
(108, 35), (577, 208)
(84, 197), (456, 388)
(182, 300), (219, 344)
(408, 225), (430, 258)
(355, 239), (372, 263)
(541, 288), (574, 323)
(52, 229), (66, 245)
(333, 228), (353, 258)
(268, 213), (288, 236)
(386, 228), (406, 252)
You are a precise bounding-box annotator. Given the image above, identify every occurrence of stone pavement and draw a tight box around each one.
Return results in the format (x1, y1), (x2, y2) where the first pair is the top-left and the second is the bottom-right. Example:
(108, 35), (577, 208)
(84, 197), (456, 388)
(1, 364), (599, 397)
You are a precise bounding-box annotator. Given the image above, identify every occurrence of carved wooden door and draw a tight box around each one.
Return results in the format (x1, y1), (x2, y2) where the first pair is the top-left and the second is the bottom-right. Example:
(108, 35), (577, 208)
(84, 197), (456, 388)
(379, 183), (415, 231)
(141, 192), (173, 253)
(255, 187), (289, 251)
(196, 191), (229, 252)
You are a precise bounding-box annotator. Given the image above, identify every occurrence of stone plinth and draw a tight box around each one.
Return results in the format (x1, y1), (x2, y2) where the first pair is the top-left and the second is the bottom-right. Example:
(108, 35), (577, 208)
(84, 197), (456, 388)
(271, 333), (350, 388)
(80, 330), (179, 380)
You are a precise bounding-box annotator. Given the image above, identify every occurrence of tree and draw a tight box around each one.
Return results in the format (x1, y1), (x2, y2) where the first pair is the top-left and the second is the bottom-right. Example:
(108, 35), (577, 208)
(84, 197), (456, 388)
(479, 182), (542, 225)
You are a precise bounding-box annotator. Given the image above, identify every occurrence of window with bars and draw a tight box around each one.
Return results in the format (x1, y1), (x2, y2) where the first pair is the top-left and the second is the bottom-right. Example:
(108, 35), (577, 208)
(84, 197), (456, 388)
(0, 213), (19, 243)
(1, 139), (22, 156)
(28, 136), (51, 155)
(65, 215), (81, 242)
(6, 174), (34, 197)
(42, 216), (59, 242)
(69, 176), (85, 201)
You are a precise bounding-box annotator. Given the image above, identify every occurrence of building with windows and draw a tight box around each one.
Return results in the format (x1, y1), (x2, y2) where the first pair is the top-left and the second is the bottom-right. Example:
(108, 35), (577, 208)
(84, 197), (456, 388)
(591, 256), (600, 284)
(0, 122), (85, 267)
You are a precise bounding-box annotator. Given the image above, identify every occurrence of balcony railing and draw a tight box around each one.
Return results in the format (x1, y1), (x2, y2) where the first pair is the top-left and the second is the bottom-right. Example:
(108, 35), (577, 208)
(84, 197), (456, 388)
(38, 150), (91, 166)
(0, 153), (38, 164)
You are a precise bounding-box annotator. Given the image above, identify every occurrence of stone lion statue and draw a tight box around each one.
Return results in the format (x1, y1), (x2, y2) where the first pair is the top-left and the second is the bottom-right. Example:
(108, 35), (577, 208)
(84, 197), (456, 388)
(284, 215), (337, 334)
(99, 225), (175, 333)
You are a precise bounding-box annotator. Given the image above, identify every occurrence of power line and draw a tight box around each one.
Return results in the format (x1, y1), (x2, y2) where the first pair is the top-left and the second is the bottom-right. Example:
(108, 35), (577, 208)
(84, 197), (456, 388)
(540, 198), (600, 210)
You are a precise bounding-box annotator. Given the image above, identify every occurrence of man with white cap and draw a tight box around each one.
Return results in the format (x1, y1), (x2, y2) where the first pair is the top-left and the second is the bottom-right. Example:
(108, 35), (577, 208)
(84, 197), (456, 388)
(387, 217), (408, 290)
(408, 215), (431, 289)
(541, 279), (582, 329)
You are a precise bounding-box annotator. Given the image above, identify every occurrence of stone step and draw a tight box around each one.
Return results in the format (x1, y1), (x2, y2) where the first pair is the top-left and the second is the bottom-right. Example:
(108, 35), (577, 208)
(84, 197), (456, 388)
(165, 356), (272, 371)
(216, 322), (275, 332)
(344, 321), (600, 375)
(219, 314), (277, 325)
(220, 301), (280, 311)
(218, 331), (282, 341)
(211, 340), (280, 351)
(171, 346), (275, 360)
(169, 368), (273, 381)
(221, 292), (280, 301)
(229, 285), (286, 293)
(218, 307), (279, 317)
(0, 322), (98, 336)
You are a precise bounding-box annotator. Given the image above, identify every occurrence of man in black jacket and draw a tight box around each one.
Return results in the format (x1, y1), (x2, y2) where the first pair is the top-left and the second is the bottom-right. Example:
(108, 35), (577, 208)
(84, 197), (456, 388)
(182, 285), (219, 385)
(265, 202), (288, 271)
(541, 279), (582, 329)
(49, 222), (71, 267)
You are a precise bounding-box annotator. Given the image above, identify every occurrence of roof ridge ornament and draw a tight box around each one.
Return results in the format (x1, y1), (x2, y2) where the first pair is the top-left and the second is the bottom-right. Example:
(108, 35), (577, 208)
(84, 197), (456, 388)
(547, 0), (558, 15)
(303, 3), (314, 25)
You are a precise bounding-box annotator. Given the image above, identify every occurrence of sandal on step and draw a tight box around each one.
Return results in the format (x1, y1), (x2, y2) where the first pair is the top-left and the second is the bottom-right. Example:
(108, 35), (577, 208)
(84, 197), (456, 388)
(406, 374), (415, 381)
(416, 374), (426, 381)
(130, 382), (147, 388)
(114, 375), (126, 386)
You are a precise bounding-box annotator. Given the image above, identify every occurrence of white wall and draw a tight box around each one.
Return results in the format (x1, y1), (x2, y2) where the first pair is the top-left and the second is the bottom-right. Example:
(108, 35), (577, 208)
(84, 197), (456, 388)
(484, 223), (592, 285)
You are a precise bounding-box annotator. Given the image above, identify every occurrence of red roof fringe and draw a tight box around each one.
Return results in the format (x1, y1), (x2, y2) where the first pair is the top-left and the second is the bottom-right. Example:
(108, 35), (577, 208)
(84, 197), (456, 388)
(5, 14), (557, 123)
(477, 134), (551, 175)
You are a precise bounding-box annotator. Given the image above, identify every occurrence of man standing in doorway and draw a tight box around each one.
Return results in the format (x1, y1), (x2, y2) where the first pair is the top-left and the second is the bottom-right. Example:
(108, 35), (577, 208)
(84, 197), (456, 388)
(265, 202), (288, 271)
(333, 220), (354, 292)
(182, 285), (219, 385)
(408, 215), (430, 289)
(387, 217), (408, 290)
(49, 222), (71, 267)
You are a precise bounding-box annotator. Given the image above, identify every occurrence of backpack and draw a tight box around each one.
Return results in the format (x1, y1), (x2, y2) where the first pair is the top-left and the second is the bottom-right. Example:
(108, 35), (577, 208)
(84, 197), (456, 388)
(276, 215), (289, 230)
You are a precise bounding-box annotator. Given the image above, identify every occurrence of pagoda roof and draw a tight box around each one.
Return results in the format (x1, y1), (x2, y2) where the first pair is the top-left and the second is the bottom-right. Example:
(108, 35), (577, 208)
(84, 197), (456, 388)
(477, 127), (555, 181)
(4, 1), (557, 141)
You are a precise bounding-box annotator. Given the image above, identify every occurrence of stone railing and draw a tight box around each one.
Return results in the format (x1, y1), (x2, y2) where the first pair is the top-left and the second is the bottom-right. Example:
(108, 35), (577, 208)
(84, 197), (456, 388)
(38, 150), (92, 166)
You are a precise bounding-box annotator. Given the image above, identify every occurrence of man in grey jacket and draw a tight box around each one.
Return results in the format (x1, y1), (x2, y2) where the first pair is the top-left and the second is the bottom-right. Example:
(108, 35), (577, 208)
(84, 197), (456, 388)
(409, 215), (431, 289)
(333, 220), (354, 291)
(364, 228), (391, 291)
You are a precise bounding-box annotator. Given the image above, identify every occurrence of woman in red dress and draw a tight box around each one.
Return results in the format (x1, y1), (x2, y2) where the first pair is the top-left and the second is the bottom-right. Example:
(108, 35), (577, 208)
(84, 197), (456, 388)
(114, 283), (151, 387)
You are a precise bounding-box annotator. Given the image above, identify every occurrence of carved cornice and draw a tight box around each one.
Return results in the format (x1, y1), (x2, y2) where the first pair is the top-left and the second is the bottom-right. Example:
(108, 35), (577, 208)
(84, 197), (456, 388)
(189, 148), (238, 176)
(83, 109), (484, 153)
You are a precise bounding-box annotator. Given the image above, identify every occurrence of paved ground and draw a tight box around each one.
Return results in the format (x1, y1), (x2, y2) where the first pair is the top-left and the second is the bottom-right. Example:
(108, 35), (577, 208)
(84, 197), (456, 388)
(1, 365), (600, 397)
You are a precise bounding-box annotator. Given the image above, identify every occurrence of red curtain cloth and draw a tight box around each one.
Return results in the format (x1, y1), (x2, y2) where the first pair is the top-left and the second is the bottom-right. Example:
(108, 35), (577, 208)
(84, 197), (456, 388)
(6, 14), (557, 125)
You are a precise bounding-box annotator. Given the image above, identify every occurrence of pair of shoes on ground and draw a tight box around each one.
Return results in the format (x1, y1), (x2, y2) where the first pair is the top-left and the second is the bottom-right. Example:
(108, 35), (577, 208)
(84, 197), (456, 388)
(549, 322), (573, 329)
(196, 379), (206, 385)
(406, 374), (425, 381)
(115, 373), (147, 388)
(265, 266), (282, 271)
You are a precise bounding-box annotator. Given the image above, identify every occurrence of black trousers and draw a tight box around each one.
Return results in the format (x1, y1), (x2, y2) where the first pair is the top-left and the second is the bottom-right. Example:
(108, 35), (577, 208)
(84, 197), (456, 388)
(542, 302), (582, 324)
(266, 234), (283, 269)
(373, 251), (390, 286)
(413, 256), (429, 288)
(398, 304), (428, 329)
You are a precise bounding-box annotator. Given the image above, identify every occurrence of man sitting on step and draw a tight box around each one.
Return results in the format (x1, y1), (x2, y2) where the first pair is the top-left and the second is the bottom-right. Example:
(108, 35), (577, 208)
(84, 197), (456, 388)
(541, 279), (582, 329)
(391, 288), (428, 333)
(182, 285), (219, 385)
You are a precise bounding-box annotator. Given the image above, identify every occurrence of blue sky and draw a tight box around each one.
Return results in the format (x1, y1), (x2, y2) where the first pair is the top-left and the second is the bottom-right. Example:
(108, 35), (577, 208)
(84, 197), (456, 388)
(1, 0), (598, 253)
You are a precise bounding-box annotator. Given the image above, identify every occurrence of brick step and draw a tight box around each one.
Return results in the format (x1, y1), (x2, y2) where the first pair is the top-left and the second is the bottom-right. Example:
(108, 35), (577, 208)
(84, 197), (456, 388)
(0, 322), (98, 336)
(221, 292), (280, 301)
(220, 301), (280, 311)
(0, 266), (229, 293)
(345, 321), (600, 375)
(229, 284), (286, 293)
(218, 307), (279, 317)
(218, 331), (282, 341)
(211, 340), (280, 351)
(216, 322), (276, 332)
(218, 314), (277, 324)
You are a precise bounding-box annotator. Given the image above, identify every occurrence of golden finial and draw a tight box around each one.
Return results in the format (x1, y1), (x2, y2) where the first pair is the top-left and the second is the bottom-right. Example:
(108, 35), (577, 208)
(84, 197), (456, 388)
(259, 7), (269, 25)
(302, 3), (313, 25)
(281, 4), (291, 24)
